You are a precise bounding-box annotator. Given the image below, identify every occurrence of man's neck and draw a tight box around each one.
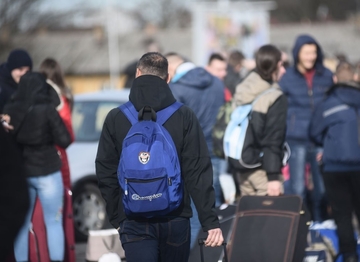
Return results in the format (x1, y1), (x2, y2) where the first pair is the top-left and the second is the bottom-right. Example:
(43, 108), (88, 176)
(297, 64), (315, 75)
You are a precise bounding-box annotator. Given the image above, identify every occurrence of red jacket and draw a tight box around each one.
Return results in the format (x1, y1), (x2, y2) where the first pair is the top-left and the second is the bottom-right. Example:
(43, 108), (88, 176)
(48, 80), (74, 189)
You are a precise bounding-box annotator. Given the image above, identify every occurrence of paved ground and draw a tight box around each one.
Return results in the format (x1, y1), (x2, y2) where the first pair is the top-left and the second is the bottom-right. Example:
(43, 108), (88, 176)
(75, 242), (87, 262)
(75, 242), (127, 262)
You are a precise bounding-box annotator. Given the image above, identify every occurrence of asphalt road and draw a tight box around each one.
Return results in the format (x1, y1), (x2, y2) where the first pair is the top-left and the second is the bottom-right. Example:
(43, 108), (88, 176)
(75, 242), (87, 262)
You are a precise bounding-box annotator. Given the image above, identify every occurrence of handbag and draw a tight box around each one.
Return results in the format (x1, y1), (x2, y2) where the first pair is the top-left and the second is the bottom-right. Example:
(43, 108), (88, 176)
(85, 229), (125, 262)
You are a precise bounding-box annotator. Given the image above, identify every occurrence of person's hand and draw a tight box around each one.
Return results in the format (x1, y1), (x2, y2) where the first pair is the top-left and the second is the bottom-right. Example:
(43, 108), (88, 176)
(316, 152), (323, 163)
(0, 114), (14, 132)
(205, 228), (224, 247)
(267, 181), (282, 196)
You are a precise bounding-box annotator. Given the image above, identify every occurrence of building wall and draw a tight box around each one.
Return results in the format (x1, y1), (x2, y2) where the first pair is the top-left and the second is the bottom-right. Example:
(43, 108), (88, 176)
(65, 74), (127, 94)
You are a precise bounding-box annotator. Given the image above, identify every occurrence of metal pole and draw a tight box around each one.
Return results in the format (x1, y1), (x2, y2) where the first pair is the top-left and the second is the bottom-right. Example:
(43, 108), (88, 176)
(106, 0), (120, 89)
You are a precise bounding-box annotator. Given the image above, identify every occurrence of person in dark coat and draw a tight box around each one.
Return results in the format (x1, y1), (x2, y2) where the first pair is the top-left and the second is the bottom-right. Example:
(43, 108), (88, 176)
(166, 53), (225, 248)
(0, 49), (32, 113)
(310, 62), (360, 262)
(0, 121), (29, 261)
(279, 35), (333, 222)
(224, 50), (245, 96)
(3, 72), (71, 262)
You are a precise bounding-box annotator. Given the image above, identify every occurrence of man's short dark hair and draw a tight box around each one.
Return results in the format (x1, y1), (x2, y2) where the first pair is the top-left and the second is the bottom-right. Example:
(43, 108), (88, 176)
(336, 61), (354, 82)
(228, 50), (244, 68)
(208, 53), (225, 65)
(137, 52), (168, 80)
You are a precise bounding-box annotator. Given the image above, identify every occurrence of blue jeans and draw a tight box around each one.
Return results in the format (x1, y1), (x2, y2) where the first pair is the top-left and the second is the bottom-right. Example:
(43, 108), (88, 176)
(287, 141), (326, 222)
(211, 156), (227, 207)
(14, 171), (64, 261)
(189, 199), (202, 249)
(119, 217), (190, 262)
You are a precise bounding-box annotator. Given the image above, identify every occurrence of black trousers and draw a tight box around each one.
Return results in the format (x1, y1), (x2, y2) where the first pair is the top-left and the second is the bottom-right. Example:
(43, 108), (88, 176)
(323, 171), (360, 254)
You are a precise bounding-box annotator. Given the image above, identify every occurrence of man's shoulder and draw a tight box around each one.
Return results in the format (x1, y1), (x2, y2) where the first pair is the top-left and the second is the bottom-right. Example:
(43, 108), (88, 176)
(173, 104), (194, 120)
(318, 67), (334, 79)
(104, 107), (126, 125)
(281, 67), (299, 81)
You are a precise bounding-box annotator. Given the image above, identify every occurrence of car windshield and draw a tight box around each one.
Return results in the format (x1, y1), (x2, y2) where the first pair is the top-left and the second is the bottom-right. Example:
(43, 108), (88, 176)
(72, 101), (121, 142)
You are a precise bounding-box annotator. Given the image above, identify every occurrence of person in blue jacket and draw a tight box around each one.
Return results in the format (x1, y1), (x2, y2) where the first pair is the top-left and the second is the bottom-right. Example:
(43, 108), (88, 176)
(310, 61), (360, 262)
(166, 52), (225, 249)
(279, 35), (333, 222)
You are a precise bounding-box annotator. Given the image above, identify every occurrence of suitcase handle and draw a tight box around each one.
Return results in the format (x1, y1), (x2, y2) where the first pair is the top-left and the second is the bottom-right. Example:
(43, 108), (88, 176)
(198, 238), (228, 262)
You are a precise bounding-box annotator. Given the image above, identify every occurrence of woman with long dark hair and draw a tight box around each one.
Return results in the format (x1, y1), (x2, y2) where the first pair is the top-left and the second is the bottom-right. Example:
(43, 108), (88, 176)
(231, 44), (287, 196)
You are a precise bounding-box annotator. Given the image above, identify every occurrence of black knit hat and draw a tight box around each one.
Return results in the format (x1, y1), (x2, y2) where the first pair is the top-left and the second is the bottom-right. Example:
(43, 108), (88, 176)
(6, 49), (33, 72)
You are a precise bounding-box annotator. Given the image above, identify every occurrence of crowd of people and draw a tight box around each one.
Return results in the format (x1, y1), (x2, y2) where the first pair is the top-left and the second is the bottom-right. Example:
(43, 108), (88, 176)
(0, 32), (359, 262)
(0, 50), (73, 262)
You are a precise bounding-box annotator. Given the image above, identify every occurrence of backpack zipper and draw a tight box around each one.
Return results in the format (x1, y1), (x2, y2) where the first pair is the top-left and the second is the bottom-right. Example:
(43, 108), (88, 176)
(308, 88), (314, 110)
(124, 176), (170, 195)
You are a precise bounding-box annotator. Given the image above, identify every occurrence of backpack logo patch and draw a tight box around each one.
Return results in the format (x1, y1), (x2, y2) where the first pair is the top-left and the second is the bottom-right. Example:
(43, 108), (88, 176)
(138, 152), (150, 164)
(132, 193), (162, 201)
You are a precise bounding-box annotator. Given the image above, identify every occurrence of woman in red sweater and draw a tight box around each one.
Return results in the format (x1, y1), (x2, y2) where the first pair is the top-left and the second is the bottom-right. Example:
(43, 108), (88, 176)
(40, 58), (74, 189)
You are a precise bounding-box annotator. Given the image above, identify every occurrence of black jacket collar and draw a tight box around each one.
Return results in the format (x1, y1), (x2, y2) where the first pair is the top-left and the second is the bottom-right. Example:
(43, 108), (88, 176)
(129, 75), (176, 112)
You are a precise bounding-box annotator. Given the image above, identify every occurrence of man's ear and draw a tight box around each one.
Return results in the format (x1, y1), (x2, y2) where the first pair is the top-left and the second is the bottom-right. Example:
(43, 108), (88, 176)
(135, 68), (142, 78)
(333, 75), (338, 84)
(166, 73), (171, 84)
(354, 73), (359, 82)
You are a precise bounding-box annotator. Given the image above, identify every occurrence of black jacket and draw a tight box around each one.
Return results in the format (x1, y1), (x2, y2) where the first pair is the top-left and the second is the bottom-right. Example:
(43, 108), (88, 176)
(0, 126), (29, 260)
(224, 64), (243, 96)
(4, 72), (71, 177)
(232, 72), (288, 180)
(95, 75), (219, 231)
(0, 64), (18, 113)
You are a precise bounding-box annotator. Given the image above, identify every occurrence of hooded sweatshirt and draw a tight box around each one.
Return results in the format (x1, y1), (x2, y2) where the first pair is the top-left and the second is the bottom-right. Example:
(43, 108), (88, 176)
(310, 82), (360, 171)
(279, 35), (333, 142)
(170, 65), (225, 155)
(232, 72), (288, 180)
(4, 72), (71, 177)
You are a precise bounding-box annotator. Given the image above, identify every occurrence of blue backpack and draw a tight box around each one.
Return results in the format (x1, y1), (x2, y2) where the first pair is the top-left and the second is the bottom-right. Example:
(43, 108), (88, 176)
(118, 101), (183, 217)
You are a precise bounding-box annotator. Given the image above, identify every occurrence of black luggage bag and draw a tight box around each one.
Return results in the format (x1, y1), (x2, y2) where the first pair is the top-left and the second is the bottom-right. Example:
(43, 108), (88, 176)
(227, 195), (311, 262)
(188, 204), (236, 262)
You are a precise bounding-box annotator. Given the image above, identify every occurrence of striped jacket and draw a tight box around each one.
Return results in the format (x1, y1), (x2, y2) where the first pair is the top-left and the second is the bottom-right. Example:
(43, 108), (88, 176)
(310, 82), (360, 172)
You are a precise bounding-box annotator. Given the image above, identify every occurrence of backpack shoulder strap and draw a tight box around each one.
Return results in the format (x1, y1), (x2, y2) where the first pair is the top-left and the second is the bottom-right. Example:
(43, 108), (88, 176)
(251, 87), (277, 106)
(119, 101), (138, 125)
(156, 102), (183, 126)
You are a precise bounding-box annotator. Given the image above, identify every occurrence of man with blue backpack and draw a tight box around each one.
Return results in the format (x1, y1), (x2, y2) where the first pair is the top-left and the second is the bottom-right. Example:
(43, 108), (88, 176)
(96, 52), (223, 262)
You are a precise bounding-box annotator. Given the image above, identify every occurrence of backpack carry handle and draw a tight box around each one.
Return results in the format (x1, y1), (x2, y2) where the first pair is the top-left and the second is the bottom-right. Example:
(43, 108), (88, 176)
(138, 105), (157, 121)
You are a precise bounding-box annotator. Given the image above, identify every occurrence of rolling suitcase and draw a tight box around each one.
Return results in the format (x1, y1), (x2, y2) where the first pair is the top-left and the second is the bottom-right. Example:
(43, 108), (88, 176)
(188, 204), (236, 262)
(227, 195), (311, 262)
(199, 238), (228, 262)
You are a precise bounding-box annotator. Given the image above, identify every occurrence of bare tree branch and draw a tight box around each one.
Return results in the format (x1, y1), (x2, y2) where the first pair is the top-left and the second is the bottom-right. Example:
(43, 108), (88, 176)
(0, 0), (43, 46)
(134, 0), (192, 29)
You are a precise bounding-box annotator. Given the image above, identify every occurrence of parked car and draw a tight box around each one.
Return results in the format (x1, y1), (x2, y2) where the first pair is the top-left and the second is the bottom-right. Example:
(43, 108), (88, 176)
(66, 89), (130, 241)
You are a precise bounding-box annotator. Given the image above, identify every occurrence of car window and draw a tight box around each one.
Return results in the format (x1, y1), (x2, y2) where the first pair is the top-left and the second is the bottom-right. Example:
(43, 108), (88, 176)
(72, 101), (121, 142)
